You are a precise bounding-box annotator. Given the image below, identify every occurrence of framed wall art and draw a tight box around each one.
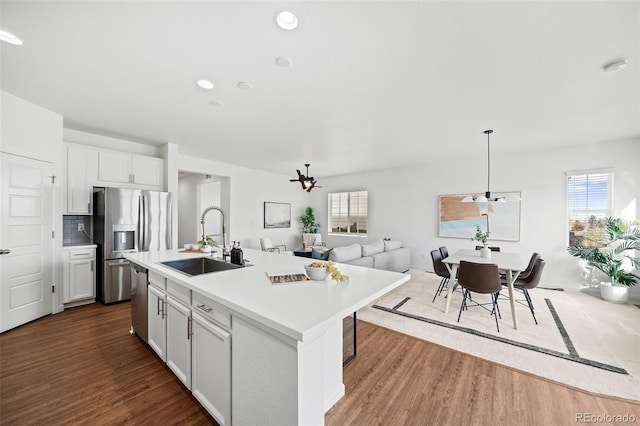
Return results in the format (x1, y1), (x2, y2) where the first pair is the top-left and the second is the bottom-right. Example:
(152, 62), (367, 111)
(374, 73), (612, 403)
(438, 192), (521, 241)
(264, 202), (291, 228)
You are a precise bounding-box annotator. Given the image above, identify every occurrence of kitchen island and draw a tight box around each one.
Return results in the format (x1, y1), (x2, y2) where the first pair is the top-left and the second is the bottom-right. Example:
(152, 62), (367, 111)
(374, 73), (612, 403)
(125, 248), (409, 426)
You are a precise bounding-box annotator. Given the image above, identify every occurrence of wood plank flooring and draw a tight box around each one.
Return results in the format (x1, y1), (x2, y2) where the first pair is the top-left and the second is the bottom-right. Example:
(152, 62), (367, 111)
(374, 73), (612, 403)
(1, 302), (638, 425)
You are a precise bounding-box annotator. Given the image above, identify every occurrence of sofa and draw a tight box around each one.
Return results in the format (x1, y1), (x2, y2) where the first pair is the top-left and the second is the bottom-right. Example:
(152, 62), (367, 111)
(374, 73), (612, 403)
(328, 240), (410, 273)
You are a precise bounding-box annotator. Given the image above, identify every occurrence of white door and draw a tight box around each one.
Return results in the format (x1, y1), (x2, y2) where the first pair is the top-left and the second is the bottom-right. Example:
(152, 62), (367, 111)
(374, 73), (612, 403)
(192, 312), (231, 426)
(166, 296), (192, 389)
(0, 153), (54, 333)
(148, 284), (167, 361)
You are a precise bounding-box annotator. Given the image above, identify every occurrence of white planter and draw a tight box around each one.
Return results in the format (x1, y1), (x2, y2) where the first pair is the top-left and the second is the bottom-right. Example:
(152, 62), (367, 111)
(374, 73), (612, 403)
(600, 282), (629, 303)
(480, 246), (491, 258)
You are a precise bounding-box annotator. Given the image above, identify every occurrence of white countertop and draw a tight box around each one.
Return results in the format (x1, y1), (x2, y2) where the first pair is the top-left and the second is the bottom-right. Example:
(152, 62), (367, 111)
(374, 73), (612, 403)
(125, 248), (410, 342)
(62, 243), (97, 249)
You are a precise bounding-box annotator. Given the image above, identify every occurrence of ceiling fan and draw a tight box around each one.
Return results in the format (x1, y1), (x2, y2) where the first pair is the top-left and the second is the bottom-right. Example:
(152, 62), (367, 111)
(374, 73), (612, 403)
(290, 163), (321, 192)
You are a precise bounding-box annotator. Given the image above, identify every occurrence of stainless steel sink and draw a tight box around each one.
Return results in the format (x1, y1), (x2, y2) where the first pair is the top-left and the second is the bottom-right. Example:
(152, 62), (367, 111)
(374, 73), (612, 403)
(160, 257), (246, 276)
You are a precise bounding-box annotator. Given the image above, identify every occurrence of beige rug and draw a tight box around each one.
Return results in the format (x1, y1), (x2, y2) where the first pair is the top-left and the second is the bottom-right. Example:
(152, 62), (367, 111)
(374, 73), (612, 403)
(358, 269), (640, 401)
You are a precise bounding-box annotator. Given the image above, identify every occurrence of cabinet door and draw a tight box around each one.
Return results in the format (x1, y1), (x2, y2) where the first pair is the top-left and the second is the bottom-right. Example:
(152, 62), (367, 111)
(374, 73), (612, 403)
(98, 151), (132, 184)
(166, 296), (192, 389)
(132, 156), (162, 186)
(148, 285), (167, 361)
(192, 312), (231, 426)
(67, 146), (97, 214)
(69, 258), (95, 301)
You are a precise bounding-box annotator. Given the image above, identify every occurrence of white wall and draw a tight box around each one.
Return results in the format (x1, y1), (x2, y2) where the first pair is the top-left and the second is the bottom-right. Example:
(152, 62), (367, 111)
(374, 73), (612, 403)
(178, 174), (200, 246)
(178, 155), (311, 251)
(1, 90), (64, 312)
(309, 138), (639, 293)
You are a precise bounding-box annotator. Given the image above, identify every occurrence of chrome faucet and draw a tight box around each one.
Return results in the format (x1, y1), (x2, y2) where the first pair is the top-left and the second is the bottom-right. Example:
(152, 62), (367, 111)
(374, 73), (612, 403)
(201, 206), (228, 260)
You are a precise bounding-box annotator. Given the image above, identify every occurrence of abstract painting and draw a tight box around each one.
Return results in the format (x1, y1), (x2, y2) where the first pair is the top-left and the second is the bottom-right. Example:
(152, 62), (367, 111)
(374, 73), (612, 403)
(438, 192), (521, 241)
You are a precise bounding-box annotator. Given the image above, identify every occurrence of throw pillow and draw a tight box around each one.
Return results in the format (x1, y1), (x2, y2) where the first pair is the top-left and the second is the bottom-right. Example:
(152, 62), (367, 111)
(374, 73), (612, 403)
(362, 240), (385, 256)
(384, 240), (402, 251)
(329, 244), (362, 262)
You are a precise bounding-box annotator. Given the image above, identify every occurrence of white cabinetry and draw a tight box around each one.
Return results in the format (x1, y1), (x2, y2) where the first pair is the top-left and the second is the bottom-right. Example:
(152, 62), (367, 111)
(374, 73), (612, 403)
(191, 294), (232, 426)
(148, 284), (167, 362)
(61, 246), (96, 306)
(165, 279), (192, 389)
(66, 145), (98, 214)
(98, 150), (163, 187)
(166, 296), (192, 389)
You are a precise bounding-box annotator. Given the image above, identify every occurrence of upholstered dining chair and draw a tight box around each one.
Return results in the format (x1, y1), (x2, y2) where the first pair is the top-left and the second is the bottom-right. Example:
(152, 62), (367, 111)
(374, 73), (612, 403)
(430, 250), (451, 303)
(456, 260), (503, 332)
(260, 237), (293, 255)
(503, 258), (546, 324)
(517, 252), (541, 281)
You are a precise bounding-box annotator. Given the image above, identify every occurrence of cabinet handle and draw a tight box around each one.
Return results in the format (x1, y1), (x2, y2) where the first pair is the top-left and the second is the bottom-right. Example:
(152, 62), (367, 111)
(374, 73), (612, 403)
(187, 316), (193, 340)
(90, 260), (93, 272)
(196, 304), (212, 313)
(87, 202), (91, 213)
(161, 299), (166, 319)
(157, 297), (162, 316)
(72, 252), (91, 256)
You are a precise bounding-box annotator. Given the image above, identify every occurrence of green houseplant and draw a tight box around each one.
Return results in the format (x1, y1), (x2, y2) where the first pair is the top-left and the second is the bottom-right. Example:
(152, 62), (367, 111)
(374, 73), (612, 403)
(298, 207), (320, 234)
(567, 218), (640, 303)
(472, 225), (491, 257)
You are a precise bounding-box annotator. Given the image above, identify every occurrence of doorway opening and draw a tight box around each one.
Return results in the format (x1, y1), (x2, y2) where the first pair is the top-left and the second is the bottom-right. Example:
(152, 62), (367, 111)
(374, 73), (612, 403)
(178, 172), (230, 248)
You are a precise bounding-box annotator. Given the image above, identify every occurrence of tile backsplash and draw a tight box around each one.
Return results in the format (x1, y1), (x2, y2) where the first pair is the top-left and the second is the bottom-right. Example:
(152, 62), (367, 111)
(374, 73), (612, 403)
(63, 215), (92, 245)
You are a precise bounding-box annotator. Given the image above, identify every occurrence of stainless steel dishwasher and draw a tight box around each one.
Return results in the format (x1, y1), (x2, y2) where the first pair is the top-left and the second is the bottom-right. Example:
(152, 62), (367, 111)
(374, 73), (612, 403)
(130, 262), (148, 343)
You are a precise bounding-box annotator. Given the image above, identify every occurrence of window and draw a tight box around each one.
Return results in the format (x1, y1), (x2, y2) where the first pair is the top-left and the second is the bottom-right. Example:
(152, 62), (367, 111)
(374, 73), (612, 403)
(328, 191), (368, 236)
(567, 170), (612, 247)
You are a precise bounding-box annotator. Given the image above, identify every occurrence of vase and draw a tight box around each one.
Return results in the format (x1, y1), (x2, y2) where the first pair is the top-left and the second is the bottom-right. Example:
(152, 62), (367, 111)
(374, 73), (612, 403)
(600, 282), (629, 303)
(480, 245), (491, 258)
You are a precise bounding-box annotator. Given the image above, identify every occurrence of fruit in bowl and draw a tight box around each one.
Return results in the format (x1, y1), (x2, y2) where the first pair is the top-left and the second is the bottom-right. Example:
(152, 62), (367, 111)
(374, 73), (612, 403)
(304, 261), (349, 282)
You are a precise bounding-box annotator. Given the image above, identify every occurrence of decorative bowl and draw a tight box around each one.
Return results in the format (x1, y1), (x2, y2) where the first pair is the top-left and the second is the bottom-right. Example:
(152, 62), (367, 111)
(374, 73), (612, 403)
(304, 263), (330, 281)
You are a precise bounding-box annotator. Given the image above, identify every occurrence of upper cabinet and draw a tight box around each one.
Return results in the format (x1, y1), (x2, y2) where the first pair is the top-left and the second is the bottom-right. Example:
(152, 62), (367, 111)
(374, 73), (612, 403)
(98, 151), (163, 187)
(67, 145), (98, 214)
(64, 143), (165, 214)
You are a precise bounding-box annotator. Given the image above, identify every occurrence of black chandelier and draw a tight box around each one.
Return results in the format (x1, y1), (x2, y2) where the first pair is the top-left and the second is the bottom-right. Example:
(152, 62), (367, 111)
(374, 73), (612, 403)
(462, 130), (506, 203)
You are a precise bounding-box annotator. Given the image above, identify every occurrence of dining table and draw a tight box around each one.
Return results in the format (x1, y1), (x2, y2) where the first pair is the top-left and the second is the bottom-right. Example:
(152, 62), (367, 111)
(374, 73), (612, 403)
(442, 249), (526, 330)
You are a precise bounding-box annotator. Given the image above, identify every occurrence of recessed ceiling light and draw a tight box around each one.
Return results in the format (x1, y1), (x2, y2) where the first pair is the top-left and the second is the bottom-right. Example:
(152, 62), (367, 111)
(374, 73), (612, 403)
(275, 56), (292, 67)
(0, 30), (23, 45)
(602, 59), (628, 72)
(196, 79), (214, 90)
(237, 81), (253, 90)
(210, 100), (224, 107)
(275, 11), (299, 30)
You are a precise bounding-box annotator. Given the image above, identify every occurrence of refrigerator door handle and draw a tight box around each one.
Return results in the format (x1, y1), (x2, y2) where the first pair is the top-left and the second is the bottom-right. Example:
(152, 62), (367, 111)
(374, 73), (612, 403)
(137, 193), (145, 252)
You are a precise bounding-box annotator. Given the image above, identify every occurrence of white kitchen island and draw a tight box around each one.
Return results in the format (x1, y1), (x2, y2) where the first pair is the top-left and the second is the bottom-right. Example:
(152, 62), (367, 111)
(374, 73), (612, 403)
(125, 248), (409, 426)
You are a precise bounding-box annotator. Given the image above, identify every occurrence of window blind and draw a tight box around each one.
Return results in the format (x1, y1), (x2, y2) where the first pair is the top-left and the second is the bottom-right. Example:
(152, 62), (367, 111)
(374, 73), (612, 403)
(567, 171), (612, 247)
(328, 190), (368, 235)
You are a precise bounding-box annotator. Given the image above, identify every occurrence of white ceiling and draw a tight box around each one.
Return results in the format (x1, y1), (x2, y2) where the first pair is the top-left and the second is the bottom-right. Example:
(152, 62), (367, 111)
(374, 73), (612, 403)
(1, 1), (638, 178)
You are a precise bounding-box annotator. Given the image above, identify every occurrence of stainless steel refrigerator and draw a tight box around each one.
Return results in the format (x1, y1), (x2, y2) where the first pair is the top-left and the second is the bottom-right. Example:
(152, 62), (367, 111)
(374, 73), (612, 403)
(93, 187), (172, 304)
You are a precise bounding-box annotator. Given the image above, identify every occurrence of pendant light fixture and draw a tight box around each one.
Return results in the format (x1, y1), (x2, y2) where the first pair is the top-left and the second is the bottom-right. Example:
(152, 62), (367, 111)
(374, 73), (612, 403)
(462, 130), (506, 203)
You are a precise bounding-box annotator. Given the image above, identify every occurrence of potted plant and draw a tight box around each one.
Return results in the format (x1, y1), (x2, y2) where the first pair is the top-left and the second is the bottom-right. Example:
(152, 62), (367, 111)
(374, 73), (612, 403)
(299, 206), (320, 248)
(472, 225), (491, 258)
(567, 217), (640, 303)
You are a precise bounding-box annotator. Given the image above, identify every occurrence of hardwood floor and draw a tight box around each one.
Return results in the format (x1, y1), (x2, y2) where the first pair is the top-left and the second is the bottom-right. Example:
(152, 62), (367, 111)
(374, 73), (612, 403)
(0, 302), (214, 425)
(1, 303), (638, 425)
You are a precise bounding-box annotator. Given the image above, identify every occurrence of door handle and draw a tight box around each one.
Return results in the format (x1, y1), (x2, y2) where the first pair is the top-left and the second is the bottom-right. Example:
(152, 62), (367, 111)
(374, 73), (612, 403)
(0, 249), (10, 255)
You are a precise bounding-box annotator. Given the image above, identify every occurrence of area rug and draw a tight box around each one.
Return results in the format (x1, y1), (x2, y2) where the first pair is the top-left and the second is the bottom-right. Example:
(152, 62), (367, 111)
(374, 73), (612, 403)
(357, 269), (640, 401)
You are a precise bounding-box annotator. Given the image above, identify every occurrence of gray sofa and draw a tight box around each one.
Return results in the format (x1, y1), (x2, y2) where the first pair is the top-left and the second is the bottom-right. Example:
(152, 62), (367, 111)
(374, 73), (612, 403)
(328, 240), (410, 273)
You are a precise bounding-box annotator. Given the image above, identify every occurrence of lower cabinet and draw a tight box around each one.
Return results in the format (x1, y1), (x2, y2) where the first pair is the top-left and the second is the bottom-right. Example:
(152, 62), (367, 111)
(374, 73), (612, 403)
(192, 311), (231, 426)
(61, 246), (96, 306)
(166, 296), (192, 389)
(148, 284), (167, 362)
(145, 277), (231, 425)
